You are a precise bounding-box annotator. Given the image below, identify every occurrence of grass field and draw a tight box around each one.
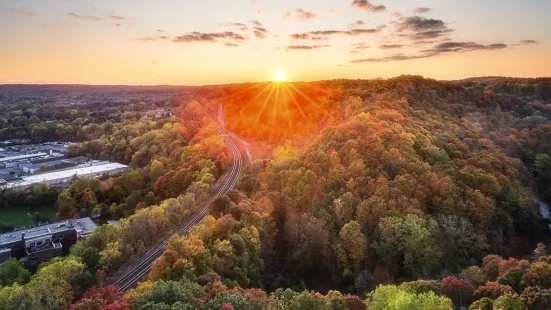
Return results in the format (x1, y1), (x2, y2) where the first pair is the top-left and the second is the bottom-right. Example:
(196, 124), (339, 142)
(0, 206), (56, 227)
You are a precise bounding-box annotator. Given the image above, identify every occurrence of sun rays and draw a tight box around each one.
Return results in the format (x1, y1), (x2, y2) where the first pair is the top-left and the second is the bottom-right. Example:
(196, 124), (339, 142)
(218, 81), (341, 144)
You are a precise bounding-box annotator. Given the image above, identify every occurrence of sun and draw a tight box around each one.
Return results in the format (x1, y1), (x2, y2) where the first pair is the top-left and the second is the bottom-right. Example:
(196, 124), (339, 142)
(272, 69), (287, 82)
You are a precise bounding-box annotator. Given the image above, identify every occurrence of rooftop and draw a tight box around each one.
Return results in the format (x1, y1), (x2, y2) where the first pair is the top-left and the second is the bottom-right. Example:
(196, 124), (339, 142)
(0, 217), (97, 246)
(21, 159), (76, 170)
(2, 162), (129, 189)
(0, 152), (48, 162)
(24, 163), (128, 182)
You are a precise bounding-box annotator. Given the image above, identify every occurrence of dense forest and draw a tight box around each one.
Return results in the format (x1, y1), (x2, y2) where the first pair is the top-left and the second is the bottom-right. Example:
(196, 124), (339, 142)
(1, 76), (551, 309)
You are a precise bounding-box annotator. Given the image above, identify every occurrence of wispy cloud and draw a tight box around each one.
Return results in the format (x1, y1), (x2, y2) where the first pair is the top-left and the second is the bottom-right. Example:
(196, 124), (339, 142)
(352, 41), (508, 63)
(136, 36), (170, 42)
(253, 27), (268, 38)
(173, 32), (245, 43)
(518, 39), (539, 45)
(351, 0), (386, 12)
(7, 8), (37, 17)
(287, 45), (330, 50)
(352, 54), (434, 63)
(250, 20), (262, 27)
(291, 26), (383, 40)
(422, 41), (507, 53)
(68, 13), (102, 21)
(349, 42), (370, 53)
(413, 7), (431, 14)
(380, 44), (404, 49)
(221, 22), (249, 31)
(284, 9), (317, 20)
(109, 15), (135, 21)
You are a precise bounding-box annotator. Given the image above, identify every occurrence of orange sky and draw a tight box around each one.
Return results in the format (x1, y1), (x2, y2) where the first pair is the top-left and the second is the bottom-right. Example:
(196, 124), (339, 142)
(1, 0), (550, 85)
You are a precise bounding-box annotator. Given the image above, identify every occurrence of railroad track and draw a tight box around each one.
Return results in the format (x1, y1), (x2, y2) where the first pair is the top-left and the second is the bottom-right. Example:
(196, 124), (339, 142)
(112, 125), (243, 292)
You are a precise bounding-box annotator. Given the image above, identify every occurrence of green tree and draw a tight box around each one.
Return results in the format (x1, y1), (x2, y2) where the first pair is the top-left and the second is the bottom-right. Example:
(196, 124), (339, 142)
(367, 285), (452, 310)
(206, 294), (250, 310)
(133, 280), (205, 310)
(339, 221), (367, 272)
(493, 293), (524, 310)
(0, 258), (31, 286)
(372, 215), (441, 278)
(469, 297), (493, 310)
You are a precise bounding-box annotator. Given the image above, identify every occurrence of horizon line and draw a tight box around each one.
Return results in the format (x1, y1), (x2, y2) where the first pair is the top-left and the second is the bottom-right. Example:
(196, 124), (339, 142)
(1, 75), (551, 88)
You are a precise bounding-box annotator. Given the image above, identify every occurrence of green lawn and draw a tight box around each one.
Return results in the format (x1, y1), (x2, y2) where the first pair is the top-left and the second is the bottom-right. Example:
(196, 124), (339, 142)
(0, 206), (56, 228)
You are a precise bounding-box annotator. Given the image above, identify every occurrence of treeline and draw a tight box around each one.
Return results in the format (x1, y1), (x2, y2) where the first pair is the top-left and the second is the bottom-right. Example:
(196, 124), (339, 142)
(0, 97), (174, 142)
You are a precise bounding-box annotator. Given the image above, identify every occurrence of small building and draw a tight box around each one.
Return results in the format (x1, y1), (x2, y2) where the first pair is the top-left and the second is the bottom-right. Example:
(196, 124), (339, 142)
(20, 158), (75, 174)
(146, 109), (174, 119)
(0, 153), (49, 168)
(0, 218), (97, 267)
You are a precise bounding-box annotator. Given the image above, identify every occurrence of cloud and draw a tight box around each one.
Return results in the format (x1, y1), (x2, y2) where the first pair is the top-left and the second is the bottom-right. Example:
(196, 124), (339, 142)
(519, 39), (538, 45)
(287, 8), (317, 20)
(315, 28), (380, 36)
(250, 20), (263, 27)
(422, 41), (507, 53)
(151, 61), (159, 65)
(352, 43), (370, 50)
(221, 22), (249, 31)
(352, 53), (435, 63)
(254, 27), (268, 38)
(287, 45), (330, 50)
(350, 43), (370, 53)
(395, 16), (447, 32)
(411, 40), (436, 45)
(109, 15), (134, 21)
(68, 13), (102, 21)
(290, 27), (381, 41)
(7, 8), (37, 17)
(352, 41), (509, 63)
(413, 7), (431, 14)
(136, 36), (170, 42)
(351, 0), (386, 12)
(348, 20), (365, 28)
(173, 32), (245, 43)
(225, 42), (239, 47)
(291, 33), (310, 40)
(404, 29), (454, 40)
(380, 44), (404, 49)
(393, 16), (453, 41)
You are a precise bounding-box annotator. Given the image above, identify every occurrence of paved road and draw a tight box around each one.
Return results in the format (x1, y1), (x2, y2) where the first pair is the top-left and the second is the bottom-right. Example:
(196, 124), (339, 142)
(112, 125), (243, 292)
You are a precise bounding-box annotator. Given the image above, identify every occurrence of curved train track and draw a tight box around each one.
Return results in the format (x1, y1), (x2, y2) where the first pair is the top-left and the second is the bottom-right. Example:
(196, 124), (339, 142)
(112, 125), (243, 292)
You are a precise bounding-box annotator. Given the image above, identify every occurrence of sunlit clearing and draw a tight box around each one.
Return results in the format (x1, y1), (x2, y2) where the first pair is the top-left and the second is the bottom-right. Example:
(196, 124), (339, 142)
(273, 70), (287, 82)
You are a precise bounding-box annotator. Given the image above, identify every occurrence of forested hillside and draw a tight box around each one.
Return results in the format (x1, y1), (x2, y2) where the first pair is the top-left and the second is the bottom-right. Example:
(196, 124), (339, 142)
(2, 76), (551, 309)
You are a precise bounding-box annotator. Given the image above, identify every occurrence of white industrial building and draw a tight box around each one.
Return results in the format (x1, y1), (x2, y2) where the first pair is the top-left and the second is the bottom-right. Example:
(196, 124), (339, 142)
(1, 162), (129, 191)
